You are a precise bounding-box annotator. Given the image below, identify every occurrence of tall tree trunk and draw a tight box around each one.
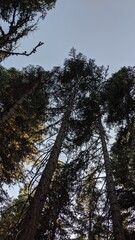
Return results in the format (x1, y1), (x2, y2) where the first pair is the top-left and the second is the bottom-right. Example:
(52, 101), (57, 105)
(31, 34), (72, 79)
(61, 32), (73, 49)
(1, 82), (38, 124)
(88, 211), (94, 240)
(98, 117), (125, 240)
(17, 102), (73, 240)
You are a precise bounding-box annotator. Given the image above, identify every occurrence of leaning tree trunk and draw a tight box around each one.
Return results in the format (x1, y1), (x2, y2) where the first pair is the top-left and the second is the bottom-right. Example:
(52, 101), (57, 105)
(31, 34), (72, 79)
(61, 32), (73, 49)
(17, 101), (73, 240)
(98, 117), (125, 240)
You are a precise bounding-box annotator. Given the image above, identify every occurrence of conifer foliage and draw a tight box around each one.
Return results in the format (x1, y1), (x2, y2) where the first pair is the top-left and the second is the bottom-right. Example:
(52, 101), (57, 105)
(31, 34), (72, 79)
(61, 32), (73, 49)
(0, 51), (135, 240)
(0, 65), (48, 185)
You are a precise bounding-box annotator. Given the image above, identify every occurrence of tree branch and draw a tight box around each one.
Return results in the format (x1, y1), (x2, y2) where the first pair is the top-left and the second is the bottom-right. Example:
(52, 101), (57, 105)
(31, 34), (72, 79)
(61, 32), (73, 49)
(0, 41), (44, 61)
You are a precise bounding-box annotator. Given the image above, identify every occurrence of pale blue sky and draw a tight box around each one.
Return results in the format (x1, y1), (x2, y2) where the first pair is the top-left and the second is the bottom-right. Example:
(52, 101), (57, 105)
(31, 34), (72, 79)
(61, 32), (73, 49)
(2, 0), (135, 75)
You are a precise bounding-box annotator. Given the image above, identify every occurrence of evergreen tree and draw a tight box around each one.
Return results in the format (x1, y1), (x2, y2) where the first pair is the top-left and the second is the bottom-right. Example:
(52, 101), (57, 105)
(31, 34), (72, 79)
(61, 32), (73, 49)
(0, 65), (48, 185)
(104, 67), (135, 238)
(0, 187), (29, 240)
(67, 55), (125, 239)
(16, 50), (109, 239)
(2, 52), (134, 240)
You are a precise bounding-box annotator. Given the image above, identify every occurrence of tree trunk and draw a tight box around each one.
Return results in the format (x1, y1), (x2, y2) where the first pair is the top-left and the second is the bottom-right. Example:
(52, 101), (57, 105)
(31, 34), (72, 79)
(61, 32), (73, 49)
(88, 211), (94, 240)
(98, 117), (125, 240)
(17, 103), (73, 240)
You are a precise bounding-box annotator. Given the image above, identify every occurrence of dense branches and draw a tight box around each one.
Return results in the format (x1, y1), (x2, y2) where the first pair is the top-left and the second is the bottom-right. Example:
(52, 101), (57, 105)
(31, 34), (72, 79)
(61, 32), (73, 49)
(0, 65), (48, 185)
(1, 51), (135, 239)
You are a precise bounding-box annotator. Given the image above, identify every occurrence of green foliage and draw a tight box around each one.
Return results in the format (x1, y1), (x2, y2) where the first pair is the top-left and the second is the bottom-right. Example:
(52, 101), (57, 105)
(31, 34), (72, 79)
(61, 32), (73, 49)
(104, 67), (135, 124)
(0, 161), (73, 240)
(111, 122), (135, 236)
(0, 187), (29, 240)
(0, 65), (48, 184)
(1, 51), (135, 239)
(57, 50), (106, 147)
(105, 67), (135, 236)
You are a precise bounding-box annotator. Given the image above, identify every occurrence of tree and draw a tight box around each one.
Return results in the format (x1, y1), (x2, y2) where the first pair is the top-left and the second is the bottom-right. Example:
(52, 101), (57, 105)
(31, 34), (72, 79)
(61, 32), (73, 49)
(111, 127), (135, 239)
(35, 160), (72, 240)
(104, 66), (135, 125)
(0, 65), (48, 185)
(79, 66), (135, 239)
(2, 51), (132, 239)
(0, 161), (72, 240)
(98, 118), (125, 240)
(73, 171), (107, 240)
(104, 67), (135, 238)
(68, 56), (125, 239)
(17, 61), (77, 240)
(0, 0), (56, 61)
(16, 50), (109, 239)
(0, 187), (29, 240)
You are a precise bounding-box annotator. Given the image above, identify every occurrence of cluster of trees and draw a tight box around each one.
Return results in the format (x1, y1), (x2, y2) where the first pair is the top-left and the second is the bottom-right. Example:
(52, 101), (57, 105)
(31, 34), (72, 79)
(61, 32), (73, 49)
(0, 50), (135, 240)
(0, 1), (135, 240)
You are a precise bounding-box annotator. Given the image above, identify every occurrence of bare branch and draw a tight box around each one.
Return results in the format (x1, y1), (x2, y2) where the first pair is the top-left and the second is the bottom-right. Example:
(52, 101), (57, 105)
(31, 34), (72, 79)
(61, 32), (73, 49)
(0, 41), (44, 61)
(0, 26), (5, 36)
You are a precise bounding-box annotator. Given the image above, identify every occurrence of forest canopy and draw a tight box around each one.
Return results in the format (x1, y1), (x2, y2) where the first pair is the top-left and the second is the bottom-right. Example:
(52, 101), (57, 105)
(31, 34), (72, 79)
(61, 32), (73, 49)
(0, 1), (135, 240)
(0, 51), (135, 240)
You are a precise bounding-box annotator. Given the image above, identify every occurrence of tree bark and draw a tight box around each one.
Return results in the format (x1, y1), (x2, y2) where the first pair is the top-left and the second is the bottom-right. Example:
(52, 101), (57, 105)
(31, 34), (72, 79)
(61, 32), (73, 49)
(98, 117), (125, 240)
(17, 101), (73, 240)
(88, 211), (94, 240)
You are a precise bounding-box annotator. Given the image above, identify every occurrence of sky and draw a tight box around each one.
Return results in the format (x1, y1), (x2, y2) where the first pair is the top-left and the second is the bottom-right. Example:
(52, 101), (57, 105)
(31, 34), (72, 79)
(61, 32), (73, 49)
(2, 0), (135, 76)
